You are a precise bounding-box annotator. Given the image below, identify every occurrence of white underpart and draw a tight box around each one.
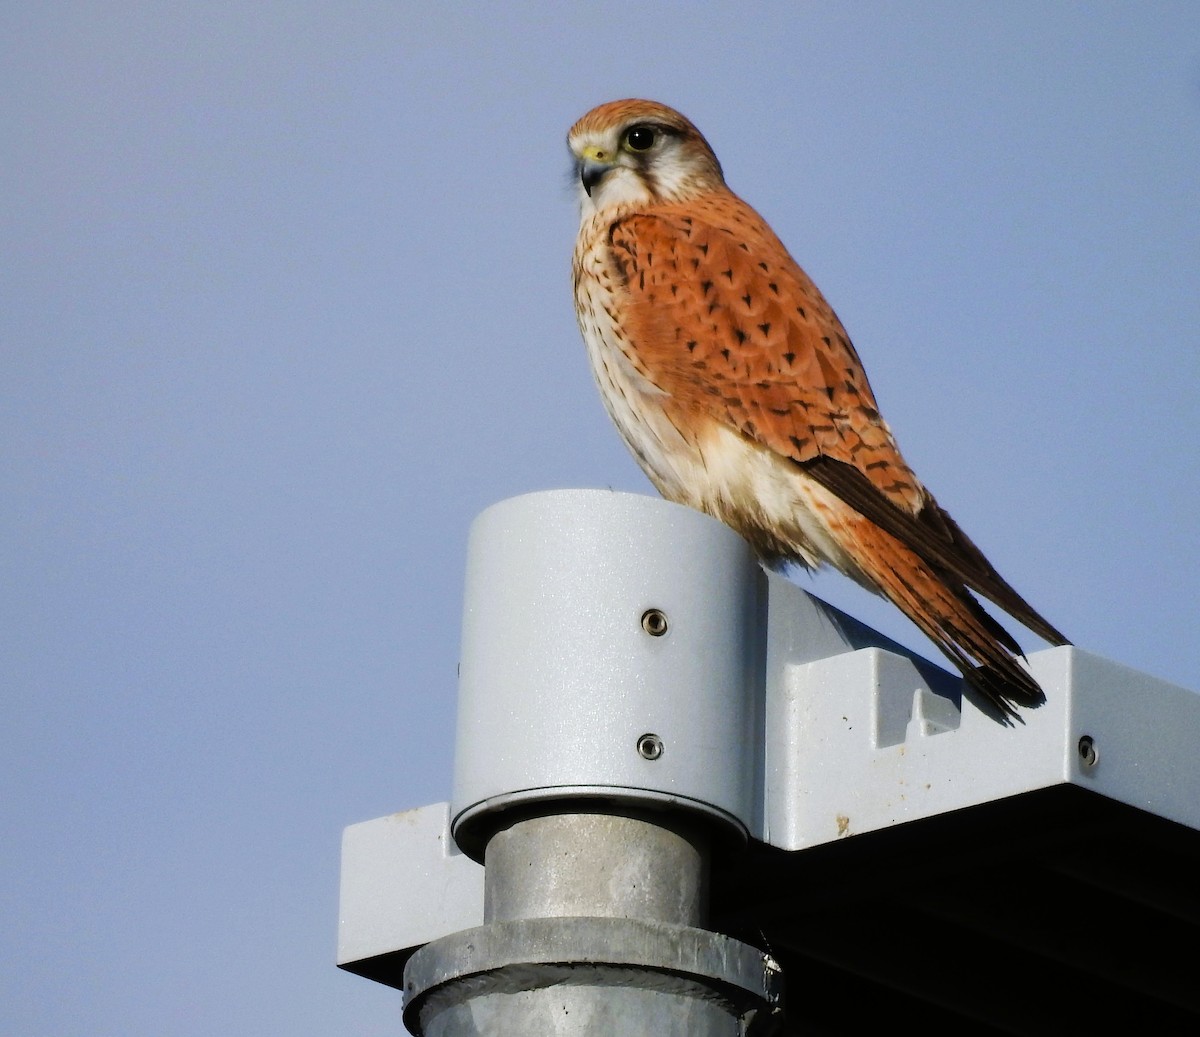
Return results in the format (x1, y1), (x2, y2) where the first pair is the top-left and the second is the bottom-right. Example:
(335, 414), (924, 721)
(694, 423), (867, 578)
(572, 233), (687, 493)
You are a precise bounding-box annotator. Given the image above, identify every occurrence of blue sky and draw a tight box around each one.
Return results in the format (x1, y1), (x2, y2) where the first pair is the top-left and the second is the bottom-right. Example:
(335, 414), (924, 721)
(3, 4), (1198, 1033)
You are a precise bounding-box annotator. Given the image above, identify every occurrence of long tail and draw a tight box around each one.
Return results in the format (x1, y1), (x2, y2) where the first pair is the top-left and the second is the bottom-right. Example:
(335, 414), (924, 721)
(827, 507), (1054, 719)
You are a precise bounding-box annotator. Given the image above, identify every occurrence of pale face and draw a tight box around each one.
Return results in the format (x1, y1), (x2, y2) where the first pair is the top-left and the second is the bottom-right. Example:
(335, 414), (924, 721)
(567, 101), (724, 217)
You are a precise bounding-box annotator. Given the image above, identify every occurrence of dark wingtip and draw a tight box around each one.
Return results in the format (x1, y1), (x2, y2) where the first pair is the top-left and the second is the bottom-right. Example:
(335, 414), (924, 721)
(967, 661), (1047, 724)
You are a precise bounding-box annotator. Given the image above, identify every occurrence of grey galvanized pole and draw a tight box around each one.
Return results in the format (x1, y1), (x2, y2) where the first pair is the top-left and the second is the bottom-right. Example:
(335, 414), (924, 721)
(400, 491), (783, 1036)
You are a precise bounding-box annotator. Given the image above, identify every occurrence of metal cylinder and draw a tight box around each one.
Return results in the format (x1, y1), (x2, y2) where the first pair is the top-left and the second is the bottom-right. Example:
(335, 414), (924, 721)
(402, 916), (782, 1037)
(450, 490), (766, 859)
(402, 806), (782, 1035)
(483, 811), (709, 927)
(402, 490), (784, 1034)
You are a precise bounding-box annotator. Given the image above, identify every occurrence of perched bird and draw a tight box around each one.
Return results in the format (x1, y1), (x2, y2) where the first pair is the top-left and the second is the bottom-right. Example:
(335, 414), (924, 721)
(568, 98), (1068, 717)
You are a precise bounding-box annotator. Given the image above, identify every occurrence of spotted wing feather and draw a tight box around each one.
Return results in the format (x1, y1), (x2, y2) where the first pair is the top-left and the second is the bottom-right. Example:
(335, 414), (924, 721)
(605, 197), (1066, 713)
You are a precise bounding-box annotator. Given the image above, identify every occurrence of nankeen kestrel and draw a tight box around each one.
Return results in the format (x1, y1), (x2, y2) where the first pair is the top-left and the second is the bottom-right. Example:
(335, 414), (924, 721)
(568, 98), (1068, 717)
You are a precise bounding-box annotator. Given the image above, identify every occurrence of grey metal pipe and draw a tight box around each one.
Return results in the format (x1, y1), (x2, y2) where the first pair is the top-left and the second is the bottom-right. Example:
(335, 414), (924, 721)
(403, 914), (781, 1036)
(403, 808), (781, 1036)
(483, 811), (709, 927)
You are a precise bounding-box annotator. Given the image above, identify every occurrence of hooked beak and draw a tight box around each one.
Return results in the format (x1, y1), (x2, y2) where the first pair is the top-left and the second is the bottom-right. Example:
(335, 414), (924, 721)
(578, 146), (614, 197)
(580, 159), (611, 196)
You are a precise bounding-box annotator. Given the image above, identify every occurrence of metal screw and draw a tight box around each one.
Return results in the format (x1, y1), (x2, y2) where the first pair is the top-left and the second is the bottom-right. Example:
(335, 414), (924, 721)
(640, 608), (668, 637)
(1078, 735), (1098, 767)
(637, 733), (664, 760)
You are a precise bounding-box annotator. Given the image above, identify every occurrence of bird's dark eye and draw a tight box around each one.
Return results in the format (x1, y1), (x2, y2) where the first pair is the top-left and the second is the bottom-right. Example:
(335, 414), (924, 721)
(623, 125), (658, 152)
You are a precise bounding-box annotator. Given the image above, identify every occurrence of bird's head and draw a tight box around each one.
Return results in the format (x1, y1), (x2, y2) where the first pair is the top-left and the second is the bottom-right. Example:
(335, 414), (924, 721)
(567, 99), (725, 215)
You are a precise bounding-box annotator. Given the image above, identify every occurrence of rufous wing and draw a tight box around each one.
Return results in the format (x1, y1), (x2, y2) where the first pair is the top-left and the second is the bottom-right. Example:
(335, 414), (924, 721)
(604, 196), (1066, 713)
